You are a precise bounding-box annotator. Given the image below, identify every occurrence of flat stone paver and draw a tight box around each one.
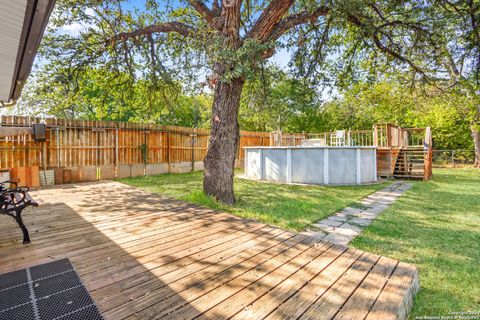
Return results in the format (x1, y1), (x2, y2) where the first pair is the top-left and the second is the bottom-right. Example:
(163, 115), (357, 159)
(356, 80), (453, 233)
(322, 218), (344, 227)
(334, 223), (362, 237)
(349, 217), (371, 226)
(323, 233), (351, 246)
(311, 223), (335, 233)
(329, 215), (348, 222)
(301, 181), (412, 245)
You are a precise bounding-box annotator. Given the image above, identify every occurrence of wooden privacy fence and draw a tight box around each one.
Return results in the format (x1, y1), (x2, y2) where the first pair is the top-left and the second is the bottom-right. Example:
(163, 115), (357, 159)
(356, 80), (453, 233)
(0, 116), (270, 184)
(0, 117), (432, 185)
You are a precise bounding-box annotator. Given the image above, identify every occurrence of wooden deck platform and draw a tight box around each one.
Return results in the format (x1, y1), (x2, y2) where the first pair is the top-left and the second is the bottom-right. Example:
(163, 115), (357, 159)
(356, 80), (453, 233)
(0, 181), (419, 320)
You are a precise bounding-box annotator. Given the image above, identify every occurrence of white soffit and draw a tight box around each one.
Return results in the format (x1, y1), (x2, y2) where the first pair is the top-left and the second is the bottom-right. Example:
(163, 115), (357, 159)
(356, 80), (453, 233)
(0, 0), (28, 102)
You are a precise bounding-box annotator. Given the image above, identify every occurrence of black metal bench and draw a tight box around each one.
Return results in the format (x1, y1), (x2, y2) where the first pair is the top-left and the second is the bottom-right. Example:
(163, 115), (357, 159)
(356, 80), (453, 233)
(0, 180), (38, 244)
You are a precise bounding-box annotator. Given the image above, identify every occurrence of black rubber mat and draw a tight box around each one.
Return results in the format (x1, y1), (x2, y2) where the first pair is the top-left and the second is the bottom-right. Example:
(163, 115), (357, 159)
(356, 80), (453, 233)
(0, 258), (103, 320)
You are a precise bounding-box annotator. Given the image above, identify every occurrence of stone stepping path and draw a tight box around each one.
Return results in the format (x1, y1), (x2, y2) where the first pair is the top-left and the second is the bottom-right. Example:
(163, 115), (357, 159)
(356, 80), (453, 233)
(301, 181), (412, 246)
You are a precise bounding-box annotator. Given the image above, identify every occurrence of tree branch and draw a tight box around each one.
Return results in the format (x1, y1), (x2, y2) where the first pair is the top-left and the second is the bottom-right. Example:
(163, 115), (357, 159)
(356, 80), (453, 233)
(212, 0), (221, 15)
(347, 14), (429, 78)
(246, 0), (295, 42)
(187, 0), (219, 28)
(267, 6), (329, 42)
(106, 22), (195, 45)
(371, 33), (425, 75)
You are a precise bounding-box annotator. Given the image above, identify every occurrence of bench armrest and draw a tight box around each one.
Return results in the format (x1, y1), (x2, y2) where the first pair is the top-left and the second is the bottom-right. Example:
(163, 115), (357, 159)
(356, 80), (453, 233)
(0, 187), (33, 210)
(0, 179), (21, 192)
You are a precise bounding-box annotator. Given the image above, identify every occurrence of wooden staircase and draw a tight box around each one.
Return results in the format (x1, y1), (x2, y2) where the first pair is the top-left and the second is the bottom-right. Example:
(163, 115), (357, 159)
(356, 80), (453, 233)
(393, 148), (426, 179)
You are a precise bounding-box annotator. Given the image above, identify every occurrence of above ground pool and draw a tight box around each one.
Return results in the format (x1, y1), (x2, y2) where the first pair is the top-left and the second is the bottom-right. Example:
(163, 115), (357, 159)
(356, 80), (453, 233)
(244, 146), (377, 185)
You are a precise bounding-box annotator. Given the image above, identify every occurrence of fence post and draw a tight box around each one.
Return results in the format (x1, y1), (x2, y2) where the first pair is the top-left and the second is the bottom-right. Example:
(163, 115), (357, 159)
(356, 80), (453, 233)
(55, 127), (61, 167)
(144, 130), (148, 176)
(167, 130), (171, 170)
(96, 127), (101, 179)
(114, 127), (119, 178)
(191, 129), (196, 172)
(42, 141), (47, 171)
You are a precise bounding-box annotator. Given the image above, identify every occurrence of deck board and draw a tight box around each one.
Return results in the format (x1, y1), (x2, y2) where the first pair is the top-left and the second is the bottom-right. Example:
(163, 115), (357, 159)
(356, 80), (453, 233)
(0, 181), (418, 320)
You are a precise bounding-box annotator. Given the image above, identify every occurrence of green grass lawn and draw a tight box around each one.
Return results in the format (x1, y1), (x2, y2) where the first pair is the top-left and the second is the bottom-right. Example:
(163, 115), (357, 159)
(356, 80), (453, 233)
(351, 168), (480, 318)
(119, 171), (386, 231)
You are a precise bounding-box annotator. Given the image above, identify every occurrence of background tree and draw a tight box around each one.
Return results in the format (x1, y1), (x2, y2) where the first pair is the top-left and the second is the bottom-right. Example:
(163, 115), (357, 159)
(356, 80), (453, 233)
(17, 66), (212, 126)
(433, 1), (480, 167)
(239, 67), (323, 132)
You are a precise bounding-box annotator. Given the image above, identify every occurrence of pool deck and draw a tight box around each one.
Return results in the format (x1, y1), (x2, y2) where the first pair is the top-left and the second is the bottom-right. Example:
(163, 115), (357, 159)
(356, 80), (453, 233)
(0, 181), (419, 320)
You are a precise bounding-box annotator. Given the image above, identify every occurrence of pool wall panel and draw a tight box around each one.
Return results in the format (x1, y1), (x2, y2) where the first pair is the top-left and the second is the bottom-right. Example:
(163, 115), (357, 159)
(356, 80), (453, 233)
(263, 149), (287, 182)
(244, 146), (377, 186)
(245, 149), (262, 180)
(360, 149), (376, 182)
(328, 149), (356, 184)
(291, 149), (324, 184)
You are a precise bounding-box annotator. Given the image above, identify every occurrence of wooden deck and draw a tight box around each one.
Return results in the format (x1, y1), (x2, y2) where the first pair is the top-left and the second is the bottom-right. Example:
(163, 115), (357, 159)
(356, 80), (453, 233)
(0, 181), (419, 320)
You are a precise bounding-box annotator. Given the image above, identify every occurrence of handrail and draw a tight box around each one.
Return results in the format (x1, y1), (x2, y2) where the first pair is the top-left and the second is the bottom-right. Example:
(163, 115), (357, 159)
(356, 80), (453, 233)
(402, 128), (425, 132)
(270, 124), (430, 148)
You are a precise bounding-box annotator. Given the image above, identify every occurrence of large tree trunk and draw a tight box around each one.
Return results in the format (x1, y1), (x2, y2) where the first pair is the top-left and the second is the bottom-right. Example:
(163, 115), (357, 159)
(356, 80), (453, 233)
(472, 126), (480, 168)
(203, 76), (245, 204)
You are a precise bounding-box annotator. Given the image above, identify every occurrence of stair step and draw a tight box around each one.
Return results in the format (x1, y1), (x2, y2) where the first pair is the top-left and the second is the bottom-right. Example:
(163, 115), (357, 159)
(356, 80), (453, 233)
(395, 148), (427, 180)
(394, 172), (424, 175)
(399, 155), (425, 158)
(393, 175), (424, 180)
(395, 169), (424, 172)
(395, 166), (424, 169)
(393, 170), (424, 174)
(399, 158), (424, 161)
(395, 163), (423, 168)
(394, 172), (425, 175)
(396, 161), (424, 164)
